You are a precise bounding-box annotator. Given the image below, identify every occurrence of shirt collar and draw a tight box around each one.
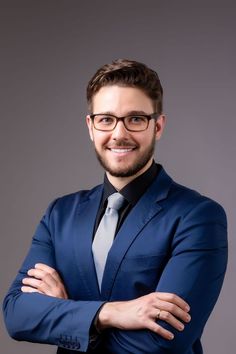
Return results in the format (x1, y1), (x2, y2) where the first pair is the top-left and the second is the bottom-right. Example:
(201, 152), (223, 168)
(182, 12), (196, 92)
(102, 161), (161, 206)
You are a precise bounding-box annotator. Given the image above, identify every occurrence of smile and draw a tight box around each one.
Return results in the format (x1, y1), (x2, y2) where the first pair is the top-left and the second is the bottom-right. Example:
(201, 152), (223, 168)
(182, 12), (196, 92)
(110, 148), (135, 153)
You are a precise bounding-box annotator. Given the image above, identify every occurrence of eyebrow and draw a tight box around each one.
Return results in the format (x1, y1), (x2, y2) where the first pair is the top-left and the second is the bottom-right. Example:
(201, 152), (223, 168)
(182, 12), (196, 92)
(93, 110), (152, 116)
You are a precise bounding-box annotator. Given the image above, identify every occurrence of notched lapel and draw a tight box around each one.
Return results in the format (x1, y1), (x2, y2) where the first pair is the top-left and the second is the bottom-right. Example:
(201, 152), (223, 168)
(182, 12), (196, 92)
(101, 168), (173, 299)
(73, 186), (103, 300)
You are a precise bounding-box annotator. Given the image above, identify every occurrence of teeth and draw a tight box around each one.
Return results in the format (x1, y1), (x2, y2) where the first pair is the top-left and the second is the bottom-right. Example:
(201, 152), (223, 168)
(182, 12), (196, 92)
(110, 148), (133, 153)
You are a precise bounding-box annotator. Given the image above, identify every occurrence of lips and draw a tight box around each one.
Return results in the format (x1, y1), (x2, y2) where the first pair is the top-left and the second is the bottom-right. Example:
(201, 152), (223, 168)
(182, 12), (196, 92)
(110, 148), (135, 153)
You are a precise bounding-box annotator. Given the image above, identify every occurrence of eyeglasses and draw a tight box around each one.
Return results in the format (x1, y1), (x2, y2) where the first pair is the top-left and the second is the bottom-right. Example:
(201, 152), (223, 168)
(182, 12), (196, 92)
(89, 112), (159, 132)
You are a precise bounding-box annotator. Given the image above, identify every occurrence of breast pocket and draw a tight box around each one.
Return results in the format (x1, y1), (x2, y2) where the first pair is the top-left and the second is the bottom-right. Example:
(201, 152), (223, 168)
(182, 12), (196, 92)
(119, 254), (168, 295)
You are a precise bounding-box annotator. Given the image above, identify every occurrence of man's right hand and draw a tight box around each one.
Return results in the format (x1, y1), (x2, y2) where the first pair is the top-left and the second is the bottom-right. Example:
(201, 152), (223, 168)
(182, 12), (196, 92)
(21, 263), (68, 299)
(97, 292), (191, 340)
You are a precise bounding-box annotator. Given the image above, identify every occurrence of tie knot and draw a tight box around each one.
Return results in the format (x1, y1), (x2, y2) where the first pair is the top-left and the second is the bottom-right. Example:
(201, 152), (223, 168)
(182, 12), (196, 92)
(107, 193), (125, 211)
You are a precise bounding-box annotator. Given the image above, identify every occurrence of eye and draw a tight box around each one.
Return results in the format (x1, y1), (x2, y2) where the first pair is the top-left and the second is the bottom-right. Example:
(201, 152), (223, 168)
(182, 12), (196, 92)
(129, 116), (146, 124)
(96, 115), (114, 125)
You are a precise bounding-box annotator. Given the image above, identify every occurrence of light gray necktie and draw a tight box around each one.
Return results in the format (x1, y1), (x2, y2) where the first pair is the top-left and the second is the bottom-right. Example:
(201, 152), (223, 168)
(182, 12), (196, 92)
(92, 192), (125, 290)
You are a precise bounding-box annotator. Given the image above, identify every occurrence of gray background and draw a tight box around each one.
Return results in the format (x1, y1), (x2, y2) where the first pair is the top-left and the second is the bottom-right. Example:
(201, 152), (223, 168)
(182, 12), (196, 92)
(0, 0), (235, 353)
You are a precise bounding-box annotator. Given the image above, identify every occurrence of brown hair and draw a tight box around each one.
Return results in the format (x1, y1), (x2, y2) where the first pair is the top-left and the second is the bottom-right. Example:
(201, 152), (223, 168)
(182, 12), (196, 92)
(86, 59), (163, 113)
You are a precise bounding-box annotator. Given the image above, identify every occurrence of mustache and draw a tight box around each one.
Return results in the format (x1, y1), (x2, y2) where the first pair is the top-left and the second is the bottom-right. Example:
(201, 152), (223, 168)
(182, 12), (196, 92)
(107, 141), (137, 148)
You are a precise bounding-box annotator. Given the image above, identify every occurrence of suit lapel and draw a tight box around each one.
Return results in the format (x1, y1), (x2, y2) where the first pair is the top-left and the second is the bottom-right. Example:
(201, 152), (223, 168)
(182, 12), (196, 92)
(101, 168), (173, 299)
(73, 185), (103, 300)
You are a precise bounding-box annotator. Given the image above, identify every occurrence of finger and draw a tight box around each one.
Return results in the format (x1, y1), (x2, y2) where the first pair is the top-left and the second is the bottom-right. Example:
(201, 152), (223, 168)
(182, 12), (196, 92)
(154, 299), (191, 323)
(146, 319), (174, 340)
(27, 269), (60, 289)
(35, 263), (61, 281)
(22, 277), (44, 289)
(154, 310), (185, 332)
(156, 292), (190, 312)
(27, 268), (47, 279)
(27, 269), (58, 288)
(23, 274), (59, 294)
(22, 277), (57, 297)
(21, 286), (43, 294)
(22, 277), (54, 294)
(22, 276), (68, 299)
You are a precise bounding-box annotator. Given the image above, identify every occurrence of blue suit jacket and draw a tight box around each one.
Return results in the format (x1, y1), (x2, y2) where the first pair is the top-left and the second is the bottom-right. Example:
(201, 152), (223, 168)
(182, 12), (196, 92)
(3, 167), (228, 353)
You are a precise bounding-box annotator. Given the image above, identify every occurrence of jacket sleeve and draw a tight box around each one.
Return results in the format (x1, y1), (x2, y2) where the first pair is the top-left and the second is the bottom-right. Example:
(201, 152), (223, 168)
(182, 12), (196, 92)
(2, 200), (105, 353)
(102, 199), (228, 354)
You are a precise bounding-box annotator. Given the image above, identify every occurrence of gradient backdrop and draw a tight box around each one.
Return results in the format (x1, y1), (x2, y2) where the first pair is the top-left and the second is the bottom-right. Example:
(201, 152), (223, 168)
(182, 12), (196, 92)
(1, 1), (235, 353)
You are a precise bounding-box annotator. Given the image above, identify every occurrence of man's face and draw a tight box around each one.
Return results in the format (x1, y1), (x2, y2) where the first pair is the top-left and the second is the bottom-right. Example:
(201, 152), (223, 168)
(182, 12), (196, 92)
(86, 85), (165, 180)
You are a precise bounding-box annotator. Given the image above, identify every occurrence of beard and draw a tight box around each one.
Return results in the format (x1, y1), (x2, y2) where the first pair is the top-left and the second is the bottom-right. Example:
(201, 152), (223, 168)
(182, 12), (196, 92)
(94, 133), (156, 178)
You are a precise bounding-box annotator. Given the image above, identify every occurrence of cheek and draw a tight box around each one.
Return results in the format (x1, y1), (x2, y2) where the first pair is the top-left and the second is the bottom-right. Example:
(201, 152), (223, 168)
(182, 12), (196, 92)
(93, 133), (109, 149)
(137, 133), (155, 148)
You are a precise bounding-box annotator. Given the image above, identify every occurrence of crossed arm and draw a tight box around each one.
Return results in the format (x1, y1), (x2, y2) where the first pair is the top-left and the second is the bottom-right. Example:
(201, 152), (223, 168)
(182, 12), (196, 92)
(22, 263), (191, 341)
(4, 197), (227, 353)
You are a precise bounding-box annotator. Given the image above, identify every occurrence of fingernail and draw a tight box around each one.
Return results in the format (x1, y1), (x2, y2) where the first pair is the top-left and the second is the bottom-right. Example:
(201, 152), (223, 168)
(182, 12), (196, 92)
(186, 315), (191, 322)
(185, 305), (190, 311)
(169, 333), (174, 340)
(179, 324), (184, 331)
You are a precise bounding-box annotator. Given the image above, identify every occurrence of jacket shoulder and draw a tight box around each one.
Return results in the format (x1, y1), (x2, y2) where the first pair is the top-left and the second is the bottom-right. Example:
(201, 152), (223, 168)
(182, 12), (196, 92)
(169, 180), (227, 227)
(44, 184), (103, 218)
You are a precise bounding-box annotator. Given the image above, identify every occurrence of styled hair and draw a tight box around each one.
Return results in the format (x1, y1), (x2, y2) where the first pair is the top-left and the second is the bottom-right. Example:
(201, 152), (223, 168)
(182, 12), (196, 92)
(86, 59), (163, 113)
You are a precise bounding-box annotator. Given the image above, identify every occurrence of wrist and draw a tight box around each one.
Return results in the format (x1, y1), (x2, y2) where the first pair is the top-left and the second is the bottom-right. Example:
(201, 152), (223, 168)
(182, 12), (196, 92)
(97, 302), (117, 330)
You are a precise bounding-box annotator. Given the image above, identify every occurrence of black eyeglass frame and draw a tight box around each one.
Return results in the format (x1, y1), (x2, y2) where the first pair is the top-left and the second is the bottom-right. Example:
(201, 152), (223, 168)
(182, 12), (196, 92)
(89, 112), (160, 132)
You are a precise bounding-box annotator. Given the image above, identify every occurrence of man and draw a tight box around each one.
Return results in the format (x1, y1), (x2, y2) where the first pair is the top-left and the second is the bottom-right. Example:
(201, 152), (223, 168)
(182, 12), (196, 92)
(3, 59), (227, 353)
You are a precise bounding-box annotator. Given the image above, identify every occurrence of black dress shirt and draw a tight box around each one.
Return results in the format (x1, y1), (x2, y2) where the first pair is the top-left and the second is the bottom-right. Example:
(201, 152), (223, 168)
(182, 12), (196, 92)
(93, 161), (161, 237)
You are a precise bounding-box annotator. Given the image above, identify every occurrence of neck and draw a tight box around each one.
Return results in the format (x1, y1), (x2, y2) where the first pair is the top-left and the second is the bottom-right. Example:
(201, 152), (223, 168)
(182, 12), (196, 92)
(106, 159), (153, 190)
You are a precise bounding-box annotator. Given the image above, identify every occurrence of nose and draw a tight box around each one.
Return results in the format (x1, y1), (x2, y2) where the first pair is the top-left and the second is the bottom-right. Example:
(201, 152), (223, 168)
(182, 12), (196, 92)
(111, 120), (130, 139)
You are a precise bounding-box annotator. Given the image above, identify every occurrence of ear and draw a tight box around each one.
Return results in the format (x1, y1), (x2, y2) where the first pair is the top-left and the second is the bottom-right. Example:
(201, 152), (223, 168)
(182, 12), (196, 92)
(86, 115), (94, 141)
(155, 114), (166, 141)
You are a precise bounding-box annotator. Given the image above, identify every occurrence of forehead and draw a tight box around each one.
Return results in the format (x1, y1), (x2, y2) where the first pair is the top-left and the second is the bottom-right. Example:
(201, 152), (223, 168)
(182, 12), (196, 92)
(92, 85), (154, 115)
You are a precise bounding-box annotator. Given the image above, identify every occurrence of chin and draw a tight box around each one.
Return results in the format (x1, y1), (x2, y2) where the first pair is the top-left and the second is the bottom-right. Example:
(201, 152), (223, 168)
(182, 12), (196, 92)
(107, 169), (137, 178)
(104, 161), (149, 178)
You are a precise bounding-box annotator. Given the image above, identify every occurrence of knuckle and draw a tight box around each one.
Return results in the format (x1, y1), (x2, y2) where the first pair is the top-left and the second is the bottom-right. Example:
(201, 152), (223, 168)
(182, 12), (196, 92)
(149, 323), (158, 333)
(153, 323), (161, 334)
(56, 284), (63, 292)
(168, 293), (176, 301)
(162, 311), (170, 320)
(169, 303), (176, 312)
(51, 269), (57, 276)
(37, 281), (44, 289)
(152, 292), (158, 301)
(44, 273), (51, 281)
(145, 297), (152, 306)
(40, 275), (46, 282)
